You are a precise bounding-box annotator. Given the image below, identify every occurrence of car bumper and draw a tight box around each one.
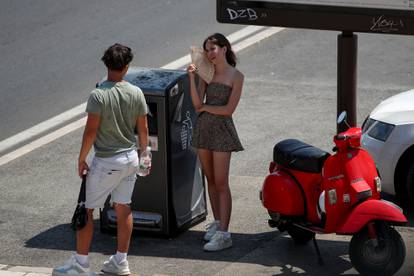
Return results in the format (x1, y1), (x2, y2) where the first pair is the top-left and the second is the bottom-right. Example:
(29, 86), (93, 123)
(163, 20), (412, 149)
(361, 134), (400, 195)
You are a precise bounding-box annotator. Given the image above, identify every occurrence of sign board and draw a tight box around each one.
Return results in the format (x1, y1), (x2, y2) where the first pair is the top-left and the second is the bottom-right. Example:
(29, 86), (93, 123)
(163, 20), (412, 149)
(217, 0), (414, 35)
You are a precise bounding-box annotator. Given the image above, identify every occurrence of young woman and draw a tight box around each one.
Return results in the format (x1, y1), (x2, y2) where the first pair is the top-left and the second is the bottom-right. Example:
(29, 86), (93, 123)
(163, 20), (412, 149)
(187, 33), (244, 251)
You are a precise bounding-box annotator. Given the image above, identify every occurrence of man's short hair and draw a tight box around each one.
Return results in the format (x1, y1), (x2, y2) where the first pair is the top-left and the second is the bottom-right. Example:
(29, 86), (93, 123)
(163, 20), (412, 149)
(101, 43), (133, 71)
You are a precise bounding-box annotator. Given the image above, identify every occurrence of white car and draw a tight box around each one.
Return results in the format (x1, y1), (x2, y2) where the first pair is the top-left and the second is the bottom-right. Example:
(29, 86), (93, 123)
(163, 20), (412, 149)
(361, 89), (414, 205)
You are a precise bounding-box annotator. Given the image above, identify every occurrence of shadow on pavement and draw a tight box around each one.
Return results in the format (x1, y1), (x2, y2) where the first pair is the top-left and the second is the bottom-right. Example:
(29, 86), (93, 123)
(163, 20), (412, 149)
(246, 235), (355, 276)
(25, 221), (279, 260)
(25, 222), (357, 275)
(25, 203), (414, 276)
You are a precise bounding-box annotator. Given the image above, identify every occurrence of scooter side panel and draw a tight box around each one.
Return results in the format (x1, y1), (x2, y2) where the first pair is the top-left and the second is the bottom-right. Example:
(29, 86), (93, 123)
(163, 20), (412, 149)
(289, 170), (323, 224)
(321, 155), (350, 233)
(262, 171), (304, 216)
(321, 149), (381, 233)
(336, 199), (407, 234)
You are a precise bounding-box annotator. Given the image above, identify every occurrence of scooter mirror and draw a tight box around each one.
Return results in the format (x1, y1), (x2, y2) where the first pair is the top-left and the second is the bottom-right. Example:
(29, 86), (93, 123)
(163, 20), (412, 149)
(337, 111), (347, 124)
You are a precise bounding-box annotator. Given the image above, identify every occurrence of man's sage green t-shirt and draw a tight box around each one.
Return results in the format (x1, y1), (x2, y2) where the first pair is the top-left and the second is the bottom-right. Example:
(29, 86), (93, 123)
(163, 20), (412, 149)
(86, 80), (148, 157)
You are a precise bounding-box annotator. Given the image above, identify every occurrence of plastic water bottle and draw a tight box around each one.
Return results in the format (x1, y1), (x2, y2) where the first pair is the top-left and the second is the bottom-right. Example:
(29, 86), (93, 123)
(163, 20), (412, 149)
(137, 146), (152, 177)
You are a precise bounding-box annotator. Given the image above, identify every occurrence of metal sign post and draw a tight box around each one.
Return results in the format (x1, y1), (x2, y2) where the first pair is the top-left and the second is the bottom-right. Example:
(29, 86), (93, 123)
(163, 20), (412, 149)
(217, 0), (414, 132)
(337, 31), (357, 132)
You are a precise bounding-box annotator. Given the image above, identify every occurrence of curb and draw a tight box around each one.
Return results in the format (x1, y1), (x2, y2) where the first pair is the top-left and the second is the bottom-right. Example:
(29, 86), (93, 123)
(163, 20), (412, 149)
(0, 264), (51, 276)
(0, 265), (171, 276)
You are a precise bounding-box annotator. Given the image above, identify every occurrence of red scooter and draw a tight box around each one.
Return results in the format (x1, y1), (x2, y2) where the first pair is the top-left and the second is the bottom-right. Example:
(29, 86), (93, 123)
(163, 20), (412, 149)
(260, 112), (407, 276)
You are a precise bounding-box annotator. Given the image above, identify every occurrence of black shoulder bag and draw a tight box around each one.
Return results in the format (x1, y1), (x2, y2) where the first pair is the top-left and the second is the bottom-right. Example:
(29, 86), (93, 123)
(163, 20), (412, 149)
(70, 174), (88, 231)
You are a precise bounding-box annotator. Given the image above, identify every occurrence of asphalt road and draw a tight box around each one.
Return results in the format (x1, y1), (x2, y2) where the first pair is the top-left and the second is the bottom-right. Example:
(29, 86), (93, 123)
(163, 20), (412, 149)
(1, 1), (414, 276)
(0, 0), (240, 141)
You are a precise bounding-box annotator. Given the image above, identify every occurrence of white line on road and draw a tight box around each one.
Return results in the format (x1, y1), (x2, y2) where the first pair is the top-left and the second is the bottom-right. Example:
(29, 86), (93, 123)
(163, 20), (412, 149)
(0, 26), (266, 156)
(0, 26), (285, 166)
(0, 103), (87, 154)
(0, 117), (87, 166)
(162, 25), (267, 70)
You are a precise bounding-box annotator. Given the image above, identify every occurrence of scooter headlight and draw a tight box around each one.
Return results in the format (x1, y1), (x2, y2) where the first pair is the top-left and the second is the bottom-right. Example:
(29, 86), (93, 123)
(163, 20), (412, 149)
(374, 177), (381, 193)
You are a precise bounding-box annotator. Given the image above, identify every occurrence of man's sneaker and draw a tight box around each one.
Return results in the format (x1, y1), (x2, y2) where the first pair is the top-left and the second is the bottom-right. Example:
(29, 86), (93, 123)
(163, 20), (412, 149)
(204, 221), (220, 241)
(101, 255), (131, 275)
(203, 231), (232, 251)
(52, 255), (91, 276)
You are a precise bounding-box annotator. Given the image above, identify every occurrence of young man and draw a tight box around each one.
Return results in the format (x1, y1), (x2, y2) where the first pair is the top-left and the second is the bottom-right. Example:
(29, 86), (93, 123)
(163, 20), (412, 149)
(53, 44), (149, 276)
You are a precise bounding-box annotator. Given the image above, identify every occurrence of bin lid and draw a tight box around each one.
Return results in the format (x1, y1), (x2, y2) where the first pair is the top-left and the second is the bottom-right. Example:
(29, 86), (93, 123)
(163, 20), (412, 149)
(124, 67), (187, 97)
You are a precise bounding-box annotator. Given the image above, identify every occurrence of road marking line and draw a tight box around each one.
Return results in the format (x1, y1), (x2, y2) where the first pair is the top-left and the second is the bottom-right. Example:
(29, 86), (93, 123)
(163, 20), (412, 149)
(0, 26), (266, 156)
(233, 27), (284, 52)
(0, 26), (285, 166)
(0, 103), (86, 155)
(162, 25), (266, 69)
(0, 117), (87, 166)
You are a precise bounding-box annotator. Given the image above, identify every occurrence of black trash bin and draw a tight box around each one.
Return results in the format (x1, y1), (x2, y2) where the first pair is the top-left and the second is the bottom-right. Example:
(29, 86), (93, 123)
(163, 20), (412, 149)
(100, 67), (207, 237)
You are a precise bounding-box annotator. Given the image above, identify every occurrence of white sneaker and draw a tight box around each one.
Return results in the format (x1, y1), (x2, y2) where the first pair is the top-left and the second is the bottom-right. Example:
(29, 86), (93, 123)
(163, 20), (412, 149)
(203, 231), (232, 251)
(204, 221), (220, 241)
(52, 255), (91, 276)
(101, 255), (131, 275)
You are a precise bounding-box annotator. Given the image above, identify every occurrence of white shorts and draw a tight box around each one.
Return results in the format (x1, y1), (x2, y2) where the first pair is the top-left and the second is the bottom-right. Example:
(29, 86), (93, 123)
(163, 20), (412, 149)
(85, 149), (139, 209)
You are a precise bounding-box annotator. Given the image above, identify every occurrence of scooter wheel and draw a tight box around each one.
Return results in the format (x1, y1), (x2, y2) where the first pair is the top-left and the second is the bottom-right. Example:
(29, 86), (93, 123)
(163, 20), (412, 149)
(349, 223), (405, 276)
(287, 225), (315, 245)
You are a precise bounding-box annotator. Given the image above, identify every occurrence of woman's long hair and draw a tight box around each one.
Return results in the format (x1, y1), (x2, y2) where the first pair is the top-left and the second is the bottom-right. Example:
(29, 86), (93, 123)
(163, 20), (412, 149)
(203, 33), (237, 67)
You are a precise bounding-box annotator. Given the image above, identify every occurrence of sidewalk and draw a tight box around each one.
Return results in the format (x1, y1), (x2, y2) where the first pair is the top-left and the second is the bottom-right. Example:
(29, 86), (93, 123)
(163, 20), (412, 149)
(1, 175), (413, 276)
(1, 226), (413, 276)
(0, 265), (51, 276)
(0, 265), (161, 276)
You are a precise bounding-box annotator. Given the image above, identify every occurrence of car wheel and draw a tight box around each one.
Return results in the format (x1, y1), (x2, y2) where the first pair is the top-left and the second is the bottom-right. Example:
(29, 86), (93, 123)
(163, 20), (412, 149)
(405, 162), (414, 204)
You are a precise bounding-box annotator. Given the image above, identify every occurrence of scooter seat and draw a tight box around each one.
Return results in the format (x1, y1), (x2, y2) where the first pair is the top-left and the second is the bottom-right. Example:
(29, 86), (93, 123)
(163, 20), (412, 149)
(273, 139), (330, 173)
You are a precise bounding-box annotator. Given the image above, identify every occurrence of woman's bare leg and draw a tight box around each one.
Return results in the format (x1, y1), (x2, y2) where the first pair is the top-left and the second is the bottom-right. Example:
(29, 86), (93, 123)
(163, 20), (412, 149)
(198, 148), (219, 220)
(212, 151), (232, 231)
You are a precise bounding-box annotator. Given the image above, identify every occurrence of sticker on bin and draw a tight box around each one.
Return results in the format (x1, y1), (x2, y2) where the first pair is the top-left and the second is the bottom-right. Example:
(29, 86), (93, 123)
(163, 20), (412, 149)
(181, 111), (193, 150)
